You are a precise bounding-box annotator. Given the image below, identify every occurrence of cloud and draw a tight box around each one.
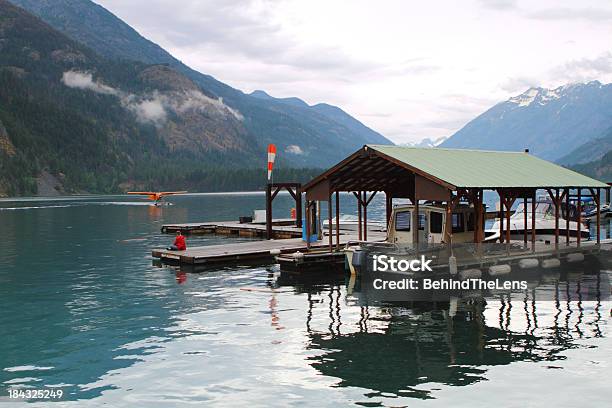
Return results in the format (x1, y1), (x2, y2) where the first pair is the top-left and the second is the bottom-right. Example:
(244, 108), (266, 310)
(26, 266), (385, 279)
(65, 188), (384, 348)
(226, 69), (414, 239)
(528, 7), (612, 22)
(549, 52), (612, 83)
(61, 70), (243, 124)
(285, 145), (303, 155)
(499, 76), (539, 93)
(61, 71), (118, 95)
(477, 0), (518, 11)
(125, 94), (167, 123)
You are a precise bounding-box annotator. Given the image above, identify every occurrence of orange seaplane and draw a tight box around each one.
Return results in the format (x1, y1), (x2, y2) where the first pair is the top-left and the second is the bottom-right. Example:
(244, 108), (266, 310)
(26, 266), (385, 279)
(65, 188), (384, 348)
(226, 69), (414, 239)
(127, 191), (187, 206)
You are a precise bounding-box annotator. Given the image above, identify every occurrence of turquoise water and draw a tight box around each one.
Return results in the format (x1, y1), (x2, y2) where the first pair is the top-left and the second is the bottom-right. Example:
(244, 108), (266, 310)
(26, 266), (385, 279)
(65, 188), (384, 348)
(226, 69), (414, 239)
(0, 193), (610, 407)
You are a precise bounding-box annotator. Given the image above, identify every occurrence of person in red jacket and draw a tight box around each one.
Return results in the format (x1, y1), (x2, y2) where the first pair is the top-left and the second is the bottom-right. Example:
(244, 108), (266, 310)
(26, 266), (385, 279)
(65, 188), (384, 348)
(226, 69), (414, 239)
(167, 231), (187, 251)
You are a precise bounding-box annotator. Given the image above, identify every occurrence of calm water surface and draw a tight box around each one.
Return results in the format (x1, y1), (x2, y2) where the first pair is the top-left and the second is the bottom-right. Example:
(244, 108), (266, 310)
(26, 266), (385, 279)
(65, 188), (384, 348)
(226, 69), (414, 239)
(0, 193), (610, 407)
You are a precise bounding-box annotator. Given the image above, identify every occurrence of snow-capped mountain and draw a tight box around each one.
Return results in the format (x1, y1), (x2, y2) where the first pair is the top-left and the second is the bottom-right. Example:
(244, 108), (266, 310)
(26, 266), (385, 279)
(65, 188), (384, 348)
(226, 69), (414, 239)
(441, 81), (612, 161)
(402, 136), (448, 148)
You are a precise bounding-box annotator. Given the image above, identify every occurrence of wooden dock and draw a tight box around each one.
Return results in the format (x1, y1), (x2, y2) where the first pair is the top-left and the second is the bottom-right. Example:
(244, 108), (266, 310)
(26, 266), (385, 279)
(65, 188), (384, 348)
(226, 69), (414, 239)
(152, 231), (387, 265)
(161, 219), (302, 239)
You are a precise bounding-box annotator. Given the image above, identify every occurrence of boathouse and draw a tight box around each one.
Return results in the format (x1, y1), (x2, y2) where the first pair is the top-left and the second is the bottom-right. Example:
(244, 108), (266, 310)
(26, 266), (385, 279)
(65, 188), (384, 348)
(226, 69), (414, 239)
(302, 145), (609, 250)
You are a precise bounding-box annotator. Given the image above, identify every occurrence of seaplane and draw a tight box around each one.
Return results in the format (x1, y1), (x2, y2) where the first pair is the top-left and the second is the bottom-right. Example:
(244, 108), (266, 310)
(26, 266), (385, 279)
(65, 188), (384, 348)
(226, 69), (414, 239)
(127, 191), (187, 206)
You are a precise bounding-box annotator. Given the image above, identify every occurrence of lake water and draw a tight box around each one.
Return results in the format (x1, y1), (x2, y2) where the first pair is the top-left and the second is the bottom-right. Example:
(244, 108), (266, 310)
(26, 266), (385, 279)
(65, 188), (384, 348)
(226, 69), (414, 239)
(0, 193), (610, 407)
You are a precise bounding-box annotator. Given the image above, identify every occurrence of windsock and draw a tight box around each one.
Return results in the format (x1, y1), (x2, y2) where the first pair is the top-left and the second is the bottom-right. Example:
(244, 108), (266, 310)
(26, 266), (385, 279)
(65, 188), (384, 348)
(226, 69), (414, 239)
(267, 144), (277, 180)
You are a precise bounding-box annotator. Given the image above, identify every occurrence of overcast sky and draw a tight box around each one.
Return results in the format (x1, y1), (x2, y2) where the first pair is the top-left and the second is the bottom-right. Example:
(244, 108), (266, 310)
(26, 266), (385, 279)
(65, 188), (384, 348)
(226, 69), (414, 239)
(95, 0), (612, 144)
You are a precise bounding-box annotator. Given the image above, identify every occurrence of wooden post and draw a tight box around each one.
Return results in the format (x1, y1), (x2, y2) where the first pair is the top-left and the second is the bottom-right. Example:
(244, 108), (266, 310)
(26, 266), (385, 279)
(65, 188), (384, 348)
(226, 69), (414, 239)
(531, 191), (536, 246)
(445, 192), (453, 244)
(385, 191), (392, 229)
(363, 191), (368, 242)
(357, 192), (362, 241)
(412, 195), (419, 245)
(266, 183), (273, 240)
(505, 198), (511, 244)
(479, 190), (485, 243)
(328, 193), (333, 252)
(335, 191), (340, 250)
(577, 189), (582, 246)
(295, 185), (302, 228)
(565, 188), (570, 245)
(305, 200), (311, 249)
(523, 196), (528, 245)
(473, 190), (480, 243)
(596, 188), (601, 244)
(499, 190), (504, 243)
(554, 188), (560, 246)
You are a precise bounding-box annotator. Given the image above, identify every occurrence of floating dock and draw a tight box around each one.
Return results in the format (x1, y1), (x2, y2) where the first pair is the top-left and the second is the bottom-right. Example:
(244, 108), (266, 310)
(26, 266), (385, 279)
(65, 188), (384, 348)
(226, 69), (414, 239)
(152, 231), (387, 266)
(161, 219), (302, 239)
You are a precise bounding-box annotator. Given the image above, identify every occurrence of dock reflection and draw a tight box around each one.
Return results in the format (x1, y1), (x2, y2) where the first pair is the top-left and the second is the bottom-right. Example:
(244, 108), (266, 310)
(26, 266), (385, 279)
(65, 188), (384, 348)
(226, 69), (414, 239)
(274, 268), (610, 399)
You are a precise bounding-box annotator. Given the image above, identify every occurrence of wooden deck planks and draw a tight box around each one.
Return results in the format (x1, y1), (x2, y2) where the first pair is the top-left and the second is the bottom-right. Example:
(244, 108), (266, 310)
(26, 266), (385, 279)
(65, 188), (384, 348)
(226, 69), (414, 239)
(152, 231), (387, 265)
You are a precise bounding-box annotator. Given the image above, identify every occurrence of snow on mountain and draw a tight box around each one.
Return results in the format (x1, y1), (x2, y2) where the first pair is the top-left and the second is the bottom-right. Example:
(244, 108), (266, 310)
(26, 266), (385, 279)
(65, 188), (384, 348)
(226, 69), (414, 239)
(402, 136), (448, 148)
(440, 80), (612, 161)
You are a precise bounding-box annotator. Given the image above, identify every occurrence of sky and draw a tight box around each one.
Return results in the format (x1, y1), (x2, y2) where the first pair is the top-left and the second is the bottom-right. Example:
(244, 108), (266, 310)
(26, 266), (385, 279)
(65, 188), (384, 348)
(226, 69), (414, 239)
(94, 0), (612, 144)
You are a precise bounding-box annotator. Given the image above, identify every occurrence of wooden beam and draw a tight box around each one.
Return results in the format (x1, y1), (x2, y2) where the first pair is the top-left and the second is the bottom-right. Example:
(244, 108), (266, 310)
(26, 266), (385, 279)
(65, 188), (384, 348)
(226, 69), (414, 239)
(565, 188), (570, 245)
(554, 188), (560, 246)
(577, 189), (582, 246)
(356, 192), (362, 241)
(295, 185), (302, 228)
(499, 190), (505, 243)
(504, 196), (515, 243)
(266, 183), (273, 240)
(328, 193), (333, 253)
(335, 191), (340, 251)
(523, 196), (528, 244)
(385, 191), (392, 230)
(413, 195), (419, 246)
(445, 191), (454, 244)
(531, 191), (536, 247)
(305, 199), (311, 250)
(363, 191), (368, 241)
(366, 191), (378, 206)
(596, 188), (601, 244)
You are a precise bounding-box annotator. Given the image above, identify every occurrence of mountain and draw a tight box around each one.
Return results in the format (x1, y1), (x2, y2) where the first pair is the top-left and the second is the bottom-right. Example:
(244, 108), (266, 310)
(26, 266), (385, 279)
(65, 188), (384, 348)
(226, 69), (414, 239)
(250, 90), (390, 145)
(0, 0), (323, 196)
(557, 128), (612, 165)
(569, 150), (612, 182)
(441, 81), (612, 161)
(9, 0), (393, 168)
(402, 136), (448, 148)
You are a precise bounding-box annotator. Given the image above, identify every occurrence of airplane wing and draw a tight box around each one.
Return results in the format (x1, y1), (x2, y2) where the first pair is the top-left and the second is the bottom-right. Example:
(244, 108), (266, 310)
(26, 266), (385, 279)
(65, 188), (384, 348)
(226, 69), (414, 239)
(127, 191), (187, 196)
(127, 191), (187, 201)
(157, 191), (188, 197)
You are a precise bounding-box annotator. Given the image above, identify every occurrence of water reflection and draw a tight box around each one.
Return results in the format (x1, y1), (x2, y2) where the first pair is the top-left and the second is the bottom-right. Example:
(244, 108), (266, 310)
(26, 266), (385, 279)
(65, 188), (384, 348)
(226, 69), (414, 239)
(273, 268), (610, 401)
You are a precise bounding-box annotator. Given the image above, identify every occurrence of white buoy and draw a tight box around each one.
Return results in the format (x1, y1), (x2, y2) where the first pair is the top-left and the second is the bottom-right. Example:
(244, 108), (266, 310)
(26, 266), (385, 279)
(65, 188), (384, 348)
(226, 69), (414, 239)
(566, 253), (584, 263)
(449, 297), (458, 317)
(449, 255), (458, 276)
(293, 251), (304, 260)
(541, 258), (561, 269)
(518, 258), (539, 269)
(459, 268), (482, 279)
(270, 249), (281, 256)
(489, 264), (511, 276)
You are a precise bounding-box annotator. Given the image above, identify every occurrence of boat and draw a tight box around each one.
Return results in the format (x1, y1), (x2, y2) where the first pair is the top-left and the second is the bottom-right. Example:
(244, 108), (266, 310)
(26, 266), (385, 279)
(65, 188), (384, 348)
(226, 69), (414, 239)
(323, 214), (386, 232)
(567, 197), (611, 220)
(344, 203), (479, 275)
(485, 198), (589, 242)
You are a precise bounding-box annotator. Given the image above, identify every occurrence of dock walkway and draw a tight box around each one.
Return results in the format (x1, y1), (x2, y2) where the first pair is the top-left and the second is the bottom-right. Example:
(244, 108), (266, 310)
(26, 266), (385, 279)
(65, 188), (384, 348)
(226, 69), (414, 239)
(161, 219), (302, 239)
(152, 231), (387, 265)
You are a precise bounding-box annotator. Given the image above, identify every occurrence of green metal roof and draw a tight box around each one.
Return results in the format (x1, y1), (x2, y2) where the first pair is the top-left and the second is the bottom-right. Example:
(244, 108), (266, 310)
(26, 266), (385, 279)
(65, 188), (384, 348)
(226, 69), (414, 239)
(367, 145), (608, 189)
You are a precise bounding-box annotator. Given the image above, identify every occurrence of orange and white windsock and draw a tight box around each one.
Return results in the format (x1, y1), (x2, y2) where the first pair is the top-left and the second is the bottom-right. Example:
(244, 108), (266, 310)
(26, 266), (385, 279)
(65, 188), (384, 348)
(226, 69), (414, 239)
(267, 144), (277, 180)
